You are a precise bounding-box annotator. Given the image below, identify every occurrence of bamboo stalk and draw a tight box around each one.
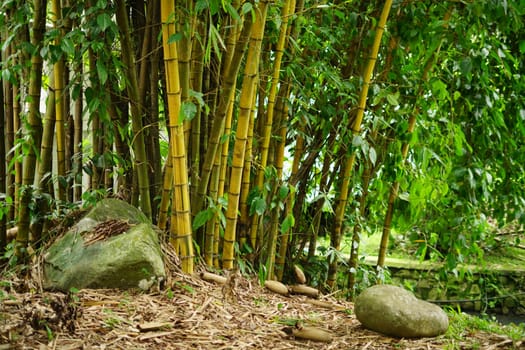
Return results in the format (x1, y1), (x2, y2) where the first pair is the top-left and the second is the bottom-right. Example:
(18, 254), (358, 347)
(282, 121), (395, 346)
(250, 0), (295, 258)
(16, 0), (47, 257)
(222, 0), (269, 270)
(115, 0), (152, 219)
(377, 6), (452, 269)
(52, 0), (66, 201)
(161, 0), (194, 273)
(193, 14), (253, 218)
(327, 0), (393, 288)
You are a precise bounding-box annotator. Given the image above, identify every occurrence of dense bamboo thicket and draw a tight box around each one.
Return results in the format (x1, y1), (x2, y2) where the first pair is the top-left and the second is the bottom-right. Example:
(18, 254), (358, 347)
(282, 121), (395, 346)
(1, 0), (524, 295)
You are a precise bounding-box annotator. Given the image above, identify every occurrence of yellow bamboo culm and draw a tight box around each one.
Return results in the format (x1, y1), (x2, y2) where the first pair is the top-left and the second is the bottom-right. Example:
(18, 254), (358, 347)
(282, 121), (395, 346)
(52, 0), (66, 201)
(327, 0), (393, 287)
(161, 0), (194, 274)
(222, 0), (269, 270)
(250, 0), (296, 249)
(353, 0), (393, 134)
(157, 149), (173, 231)
(377, 5), (452, 268)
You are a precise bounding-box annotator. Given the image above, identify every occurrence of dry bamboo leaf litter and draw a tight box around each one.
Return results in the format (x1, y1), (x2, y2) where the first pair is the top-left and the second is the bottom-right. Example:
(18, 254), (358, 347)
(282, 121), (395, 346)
(0, 261), (521, 349)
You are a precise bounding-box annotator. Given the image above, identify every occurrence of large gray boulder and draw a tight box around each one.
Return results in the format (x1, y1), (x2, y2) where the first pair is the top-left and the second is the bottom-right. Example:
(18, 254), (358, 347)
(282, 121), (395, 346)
(43, 199), (166, 291)
(355, 284), (448, 338)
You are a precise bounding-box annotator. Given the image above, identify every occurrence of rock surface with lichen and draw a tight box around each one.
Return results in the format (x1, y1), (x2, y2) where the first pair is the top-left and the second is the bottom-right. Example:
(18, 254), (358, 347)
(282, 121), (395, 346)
(355, 284), (449, 338)
(43, 199), (165, 291)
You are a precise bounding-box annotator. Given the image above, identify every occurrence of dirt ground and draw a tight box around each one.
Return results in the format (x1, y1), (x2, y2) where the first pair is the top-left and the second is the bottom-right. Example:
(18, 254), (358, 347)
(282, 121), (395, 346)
(2, 259), (523, 350)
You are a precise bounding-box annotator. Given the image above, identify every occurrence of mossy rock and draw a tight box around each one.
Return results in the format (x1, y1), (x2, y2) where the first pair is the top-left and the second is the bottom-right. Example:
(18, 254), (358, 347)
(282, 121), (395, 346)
(43, 199), (165, 291)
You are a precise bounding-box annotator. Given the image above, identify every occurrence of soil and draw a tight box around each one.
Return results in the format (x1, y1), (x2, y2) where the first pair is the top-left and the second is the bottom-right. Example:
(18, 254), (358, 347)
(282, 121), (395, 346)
(1, 262), (522, 350)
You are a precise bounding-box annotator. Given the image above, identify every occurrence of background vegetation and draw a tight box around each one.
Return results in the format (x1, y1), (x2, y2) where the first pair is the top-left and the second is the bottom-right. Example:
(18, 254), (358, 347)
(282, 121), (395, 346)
(1, 0), (524, 296)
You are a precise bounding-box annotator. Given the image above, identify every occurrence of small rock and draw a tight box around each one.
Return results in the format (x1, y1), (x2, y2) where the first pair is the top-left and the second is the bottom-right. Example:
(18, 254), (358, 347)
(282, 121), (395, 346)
(355, 284), (449, 338)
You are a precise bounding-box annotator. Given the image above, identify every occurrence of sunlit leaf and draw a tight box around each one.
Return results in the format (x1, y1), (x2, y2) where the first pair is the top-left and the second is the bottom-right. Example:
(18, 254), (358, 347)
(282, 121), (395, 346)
(250, 197), (266, 216)
(398, 192), (410, 201)
(386, 93), (399, 106)
(369, 147), (377, 165)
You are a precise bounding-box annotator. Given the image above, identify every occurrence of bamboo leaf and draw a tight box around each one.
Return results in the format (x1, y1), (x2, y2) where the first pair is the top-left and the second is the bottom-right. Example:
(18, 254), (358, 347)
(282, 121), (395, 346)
(209, 25), (226, 56)
(250, 197), (266, 216)
(96, 13), (112, 31)
(195, 0), (208, 12)
(218, 195), (228, 207)
(208, 0), (220, 15)
(278, 185), (289, 200)
(241, 2), (254, 16)
(280, 214), (295, 233)
(180, 101), (197, 122)
(223, 1), (240, 21)
(459, 57), (472, 75)
(96, 60), (108, 85)
(168, 32), (182, 44)
(519, 40), (525, 54)
(61, 37), (75, 56)
(192, 209), (214, 230)
(398, 192), (409, 201)
(386, 92), (399, 106)
(369, 147), (377, 165)
(189, 89), (205, 106)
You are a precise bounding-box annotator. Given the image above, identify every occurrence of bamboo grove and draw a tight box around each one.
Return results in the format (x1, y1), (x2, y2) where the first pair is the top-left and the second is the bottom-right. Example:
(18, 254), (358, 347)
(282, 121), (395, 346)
(1, 0), (524, 294)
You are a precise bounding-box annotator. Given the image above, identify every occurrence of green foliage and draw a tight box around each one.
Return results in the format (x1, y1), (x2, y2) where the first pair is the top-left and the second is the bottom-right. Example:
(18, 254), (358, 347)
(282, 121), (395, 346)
(192, 196), (227, 231)
(1, 0), (524, 301)
(280, 213), (295, 234)
(2, 241), (19, 268)
(173, 281), (195, 295)
(301, 249), (329, 289)
(0, 194), (12, 221)
(81, 189), (108, 207)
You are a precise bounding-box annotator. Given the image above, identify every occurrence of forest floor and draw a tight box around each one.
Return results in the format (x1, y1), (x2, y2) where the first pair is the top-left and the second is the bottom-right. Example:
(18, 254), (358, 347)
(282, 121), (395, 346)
(1, 257), (523, 350)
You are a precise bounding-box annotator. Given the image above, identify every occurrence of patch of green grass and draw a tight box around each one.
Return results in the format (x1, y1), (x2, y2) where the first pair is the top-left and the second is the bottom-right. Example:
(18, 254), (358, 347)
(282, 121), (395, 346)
(316, 230), (409, 259)
(444, 308), (525, 349)
(253, 296), (269, 307)
(483, 246), (525, 268)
